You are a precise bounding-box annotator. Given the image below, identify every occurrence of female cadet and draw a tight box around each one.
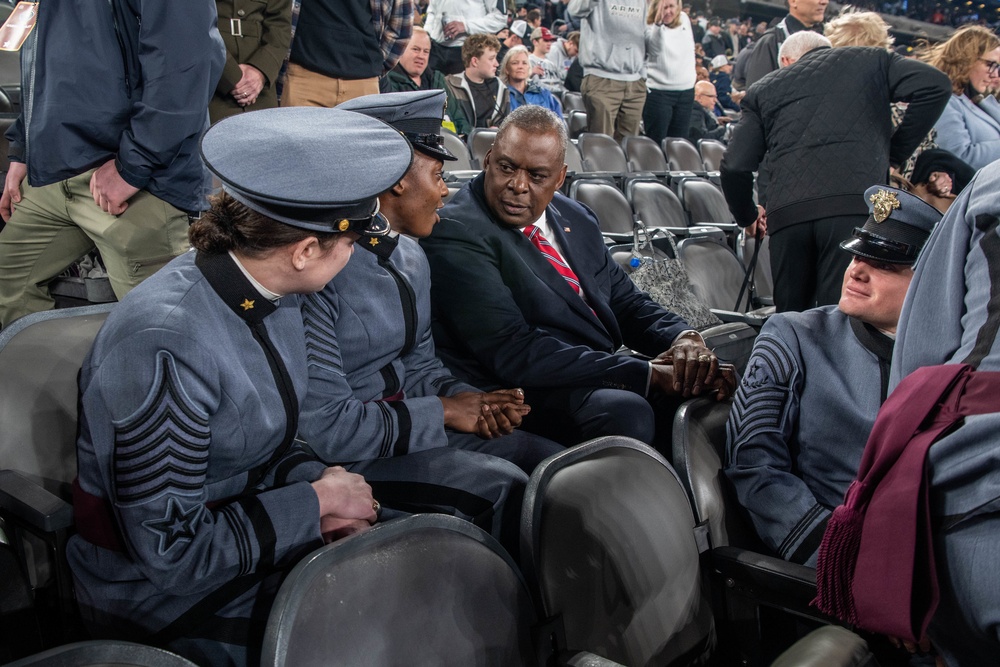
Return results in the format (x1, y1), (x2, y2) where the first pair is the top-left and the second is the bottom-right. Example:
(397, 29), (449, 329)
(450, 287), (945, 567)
(65, 108), (476, 665)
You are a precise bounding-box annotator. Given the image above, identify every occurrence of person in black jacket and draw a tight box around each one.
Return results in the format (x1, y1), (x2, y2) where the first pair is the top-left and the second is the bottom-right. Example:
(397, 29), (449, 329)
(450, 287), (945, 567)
(689, 81), (728, 143)
(720, 31), (951, 313)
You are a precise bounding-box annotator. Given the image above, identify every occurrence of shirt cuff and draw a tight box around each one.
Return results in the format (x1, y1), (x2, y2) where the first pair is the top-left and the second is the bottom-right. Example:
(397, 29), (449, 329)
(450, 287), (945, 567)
(671, 329), (704, 346)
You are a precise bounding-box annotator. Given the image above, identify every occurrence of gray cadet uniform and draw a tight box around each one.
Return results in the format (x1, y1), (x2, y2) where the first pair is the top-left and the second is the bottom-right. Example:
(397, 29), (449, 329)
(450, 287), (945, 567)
(890, 161), (1000, 667)
(68, 108), (526, 666)
(299, 90), (562, 474)
(727, 186), (941, 567)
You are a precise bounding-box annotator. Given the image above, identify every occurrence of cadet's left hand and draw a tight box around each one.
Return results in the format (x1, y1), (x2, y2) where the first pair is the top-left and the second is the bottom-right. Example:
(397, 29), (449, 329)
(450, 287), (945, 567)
(90, 159), (139, 215)
(653, 336), (718, 398)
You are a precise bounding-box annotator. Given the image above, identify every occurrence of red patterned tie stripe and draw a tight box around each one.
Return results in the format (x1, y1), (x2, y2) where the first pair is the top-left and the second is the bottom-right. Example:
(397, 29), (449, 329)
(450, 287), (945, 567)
(523, 224), (583, 295)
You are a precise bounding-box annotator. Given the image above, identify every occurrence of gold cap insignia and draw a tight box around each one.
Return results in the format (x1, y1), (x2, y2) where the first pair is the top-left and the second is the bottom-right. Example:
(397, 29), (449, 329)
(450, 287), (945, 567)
(338, 219), (350, 232)
(869, 189), (900, 223)
(368, 237), (379, 246)
(240, 298), (255, 311)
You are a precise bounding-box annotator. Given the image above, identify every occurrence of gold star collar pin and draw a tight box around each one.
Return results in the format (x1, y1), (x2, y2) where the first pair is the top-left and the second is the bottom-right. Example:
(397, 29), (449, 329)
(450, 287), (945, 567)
(368, 237), (379, 246)
(240, 298), (255, 311)
(869, 189), (900, 223)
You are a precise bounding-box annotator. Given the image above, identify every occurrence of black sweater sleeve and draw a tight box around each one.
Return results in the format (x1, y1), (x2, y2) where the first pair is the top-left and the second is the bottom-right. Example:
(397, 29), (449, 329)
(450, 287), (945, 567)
(886, 53), (952, 168)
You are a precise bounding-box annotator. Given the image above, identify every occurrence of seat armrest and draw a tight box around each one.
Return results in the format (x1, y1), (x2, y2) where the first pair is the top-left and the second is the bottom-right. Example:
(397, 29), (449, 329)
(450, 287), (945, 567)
(559, 650), (628, 667)
(0, 470), (74, 533)
(710, 310), (767, 329)
(711, 545), (827, 618)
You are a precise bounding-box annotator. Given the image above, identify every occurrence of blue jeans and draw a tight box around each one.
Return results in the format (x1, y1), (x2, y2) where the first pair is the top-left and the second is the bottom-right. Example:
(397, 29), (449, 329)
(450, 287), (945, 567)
(642, 87), (695, 144)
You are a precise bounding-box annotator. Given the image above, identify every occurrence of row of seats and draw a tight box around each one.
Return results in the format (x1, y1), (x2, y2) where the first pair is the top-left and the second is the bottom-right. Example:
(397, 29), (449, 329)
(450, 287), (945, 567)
(0, 306), (876, 666)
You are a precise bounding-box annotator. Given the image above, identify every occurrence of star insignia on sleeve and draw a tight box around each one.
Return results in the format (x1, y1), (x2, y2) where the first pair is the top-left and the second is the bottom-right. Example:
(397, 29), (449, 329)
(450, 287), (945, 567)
(142, 497), (202, 556)
(368, 237), (379, 246)
(240, 298), (255, 311)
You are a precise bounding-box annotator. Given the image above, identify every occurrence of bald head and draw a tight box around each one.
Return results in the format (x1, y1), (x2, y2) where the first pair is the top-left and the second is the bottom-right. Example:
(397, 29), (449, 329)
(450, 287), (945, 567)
(694, 81), (718, 110)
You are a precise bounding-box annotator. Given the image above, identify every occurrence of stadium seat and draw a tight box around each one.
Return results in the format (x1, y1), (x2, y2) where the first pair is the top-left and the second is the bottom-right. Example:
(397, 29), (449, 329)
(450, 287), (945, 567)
(698, 138), (726, 172)
(568, 179), (633, 236)
(567, 110), (588, 140)
(675, 233), (773, 326)
(739, 234), (774, 305)
(662, 137), (706, 173)
(0, 305), (114, 646)
(520, 436), (717, 666)
(4, 641), (198, 667)
(626, 178), (690, 229)
(620, 134), (669, 177)
(467, 127), (497, 169)
(576, 132), (628, 176)
(671, 399), (851, 665)
(561, 91), (585, 114)
(675, 177), (734, 227)
(261, 514), (538, 667)
(440, 129), (479, 182)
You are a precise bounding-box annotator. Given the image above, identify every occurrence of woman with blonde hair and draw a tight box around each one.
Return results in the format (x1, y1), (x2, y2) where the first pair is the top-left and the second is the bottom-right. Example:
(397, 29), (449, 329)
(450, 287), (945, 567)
(642, 0), (697, 143)
(922, 25), (1000, 169)
(500, 45), (563, 114)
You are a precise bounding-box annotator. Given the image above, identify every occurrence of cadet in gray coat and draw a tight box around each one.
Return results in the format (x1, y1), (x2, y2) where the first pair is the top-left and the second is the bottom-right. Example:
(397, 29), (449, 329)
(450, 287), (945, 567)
(726, 186), (940, 566)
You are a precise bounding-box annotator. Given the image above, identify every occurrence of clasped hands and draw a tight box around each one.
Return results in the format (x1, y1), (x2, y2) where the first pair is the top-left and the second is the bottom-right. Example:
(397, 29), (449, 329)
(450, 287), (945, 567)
(440, 388), (529, 439)
(311, 465), (379, 544)
(650, 338), (736, 400)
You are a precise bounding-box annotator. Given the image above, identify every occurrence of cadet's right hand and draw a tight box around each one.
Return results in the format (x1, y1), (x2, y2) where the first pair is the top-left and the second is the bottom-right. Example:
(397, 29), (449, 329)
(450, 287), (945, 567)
(440, 390), (528, 438)
(1, 161), (27, 223)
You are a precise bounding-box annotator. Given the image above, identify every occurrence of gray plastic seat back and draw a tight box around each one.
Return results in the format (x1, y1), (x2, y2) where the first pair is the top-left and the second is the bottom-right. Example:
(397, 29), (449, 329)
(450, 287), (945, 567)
(671, 398), (765, 551)
(468, 127), (498, 169)
(441, 130), (475, 171)
(521, 437), (715, 666)
(577, 133), (628, 173)
(562, 91), (586, 114)
(679, 178), (735, 226)
(742, 235), (773, 301)
(628, 179), (689, 228)
(262, 514), (536, 667)
(565, 142), (584, 175)
(568, 180), (633, 235)
(698, 139), (726, 171)
(0, 305), (113, 492)
(567, 110), (588, 139)
(675, 235), (746, 310)
(663, 138), (704, 172)
(5, 640), (198, 667)
(621, 135), (669, 173)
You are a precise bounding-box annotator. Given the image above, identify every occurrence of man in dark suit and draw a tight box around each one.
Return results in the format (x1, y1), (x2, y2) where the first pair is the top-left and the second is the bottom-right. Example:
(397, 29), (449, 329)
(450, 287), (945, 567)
(421, 106), (734, 447)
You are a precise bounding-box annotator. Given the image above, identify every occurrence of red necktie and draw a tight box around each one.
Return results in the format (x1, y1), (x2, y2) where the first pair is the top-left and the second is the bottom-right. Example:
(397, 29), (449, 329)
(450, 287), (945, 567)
(523, 224), (584, 296)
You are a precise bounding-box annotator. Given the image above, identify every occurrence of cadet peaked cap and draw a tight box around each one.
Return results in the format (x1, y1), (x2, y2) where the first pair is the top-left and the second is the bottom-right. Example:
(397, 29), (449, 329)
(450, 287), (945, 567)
(841, 185), (941, 264)
(337, 90), (457, 162)
(510, 19), (529, 39)
(910, 148), (975, 196)
(201, 107), (412, 234)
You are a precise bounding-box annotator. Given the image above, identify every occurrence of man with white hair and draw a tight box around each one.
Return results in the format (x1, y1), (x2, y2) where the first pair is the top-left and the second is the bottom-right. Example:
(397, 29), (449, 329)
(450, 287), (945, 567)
(720, 32), (950, 312)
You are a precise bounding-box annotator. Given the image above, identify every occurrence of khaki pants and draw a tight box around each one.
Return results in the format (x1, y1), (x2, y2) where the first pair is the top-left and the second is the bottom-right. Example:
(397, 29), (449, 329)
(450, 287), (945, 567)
(0, 170), (190, 327)
(581, 75), (647, 142)
(281, 63), (379, 108)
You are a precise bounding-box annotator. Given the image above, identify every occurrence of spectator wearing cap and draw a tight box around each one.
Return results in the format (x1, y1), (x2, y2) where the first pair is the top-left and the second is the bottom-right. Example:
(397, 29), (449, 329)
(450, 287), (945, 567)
(726, 185), (942, 567)
(709, 54), (742, 112)
(642, 0), (697, 144)
(502, 45), (564, 115)
(444, 33), (510, 136)
(498, 19), (529, 64)
(424, 0), (508, 75)
(567, 0), (647, 141)
(282, 0), (413, 107)
(721, 31), (951, 313)
(906, 148), (975, 213)
(385, 26), (470, 133)
(301, 90), (564, 480)
(529, 26), (565, 94)
(689, 80), (728, 143)
(724, 18), (745, 57)
(701, 17), (727, 59)
(67, 107), (526, 665)
(546, 30), (580, 82)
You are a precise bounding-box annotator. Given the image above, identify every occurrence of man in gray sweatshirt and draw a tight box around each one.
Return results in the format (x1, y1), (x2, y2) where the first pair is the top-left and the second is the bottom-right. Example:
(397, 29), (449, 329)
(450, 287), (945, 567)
(566, 0), (646, 140)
